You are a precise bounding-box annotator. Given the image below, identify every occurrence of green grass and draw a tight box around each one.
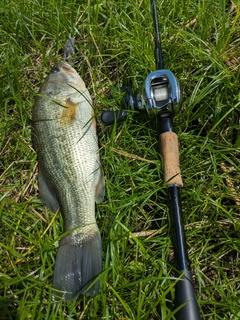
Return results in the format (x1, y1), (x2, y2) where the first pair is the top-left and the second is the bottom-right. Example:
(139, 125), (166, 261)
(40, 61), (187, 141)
(0, 0), (240, 319)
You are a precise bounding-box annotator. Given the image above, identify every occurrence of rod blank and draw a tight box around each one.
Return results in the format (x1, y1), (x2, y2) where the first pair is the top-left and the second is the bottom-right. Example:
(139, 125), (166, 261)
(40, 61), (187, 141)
(151, 0), (164, 69)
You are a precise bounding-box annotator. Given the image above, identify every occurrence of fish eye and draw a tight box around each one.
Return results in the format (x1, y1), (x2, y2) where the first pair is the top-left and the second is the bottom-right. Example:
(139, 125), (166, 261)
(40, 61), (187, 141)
(50, 67), (60, 73)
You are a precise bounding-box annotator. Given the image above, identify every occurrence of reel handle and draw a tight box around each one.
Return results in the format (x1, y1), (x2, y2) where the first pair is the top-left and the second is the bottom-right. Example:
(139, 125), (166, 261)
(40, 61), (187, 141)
(100, 110), (128, 126)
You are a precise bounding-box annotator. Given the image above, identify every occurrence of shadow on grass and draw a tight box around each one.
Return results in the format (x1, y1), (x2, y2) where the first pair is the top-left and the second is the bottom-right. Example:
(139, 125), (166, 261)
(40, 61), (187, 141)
(0, 297), (18, 320)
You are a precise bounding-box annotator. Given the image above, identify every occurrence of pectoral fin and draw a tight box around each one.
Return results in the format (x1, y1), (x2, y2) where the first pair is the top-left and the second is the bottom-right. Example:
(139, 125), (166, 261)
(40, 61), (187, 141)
(38, 165), (59, 213)
(95, 166), (105, 204)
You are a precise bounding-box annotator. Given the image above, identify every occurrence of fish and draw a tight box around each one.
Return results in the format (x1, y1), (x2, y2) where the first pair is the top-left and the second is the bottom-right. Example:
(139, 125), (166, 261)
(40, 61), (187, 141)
(32, 41), (105, 300)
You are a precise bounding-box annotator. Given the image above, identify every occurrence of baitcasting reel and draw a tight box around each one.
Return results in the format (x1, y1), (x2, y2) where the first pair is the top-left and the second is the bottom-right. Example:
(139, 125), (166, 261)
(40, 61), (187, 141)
(100, 70), (181, 126)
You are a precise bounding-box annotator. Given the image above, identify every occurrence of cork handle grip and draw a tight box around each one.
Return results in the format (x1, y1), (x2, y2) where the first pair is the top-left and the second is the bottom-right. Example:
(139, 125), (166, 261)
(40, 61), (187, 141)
(159, 131), (183, 186)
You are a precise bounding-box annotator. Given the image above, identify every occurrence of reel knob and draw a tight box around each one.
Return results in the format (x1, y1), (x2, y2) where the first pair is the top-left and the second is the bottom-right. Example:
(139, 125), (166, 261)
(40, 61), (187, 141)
(100, 110), (128, 126)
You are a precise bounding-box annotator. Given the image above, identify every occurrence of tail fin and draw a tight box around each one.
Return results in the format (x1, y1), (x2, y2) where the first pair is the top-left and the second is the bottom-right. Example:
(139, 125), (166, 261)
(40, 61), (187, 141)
(52, 225), (102, 301)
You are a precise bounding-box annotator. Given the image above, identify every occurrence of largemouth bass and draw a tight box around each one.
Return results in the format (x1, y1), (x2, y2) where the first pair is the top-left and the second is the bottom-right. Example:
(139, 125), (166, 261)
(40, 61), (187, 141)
(32, 50), (105, 300)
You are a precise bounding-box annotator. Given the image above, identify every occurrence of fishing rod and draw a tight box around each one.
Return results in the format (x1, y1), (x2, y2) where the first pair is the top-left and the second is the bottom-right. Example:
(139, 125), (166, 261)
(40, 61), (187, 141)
(100, 0), (202, 318)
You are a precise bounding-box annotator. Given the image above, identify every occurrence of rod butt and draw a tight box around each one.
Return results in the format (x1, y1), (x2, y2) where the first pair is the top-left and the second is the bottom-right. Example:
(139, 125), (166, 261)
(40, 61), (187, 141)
(174, 269), (201, 320)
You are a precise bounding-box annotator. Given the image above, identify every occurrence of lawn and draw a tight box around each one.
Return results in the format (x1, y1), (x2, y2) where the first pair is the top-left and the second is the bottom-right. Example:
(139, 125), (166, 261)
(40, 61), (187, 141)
(0, 0), (239, 319)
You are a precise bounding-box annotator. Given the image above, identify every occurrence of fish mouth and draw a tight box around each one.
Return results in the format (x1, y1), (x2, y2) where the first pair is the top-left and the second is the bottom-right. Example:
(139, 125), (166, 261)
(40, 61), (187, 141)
(48, 62), (77, 77)
(60, 62), (76, 75)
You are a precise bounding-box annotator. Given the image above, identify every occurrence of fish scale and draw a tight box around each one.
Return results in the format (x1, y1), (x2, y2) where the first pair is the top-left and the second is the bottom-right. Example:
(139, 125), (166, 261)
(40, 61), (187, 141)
(32, 60), (104, 300)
